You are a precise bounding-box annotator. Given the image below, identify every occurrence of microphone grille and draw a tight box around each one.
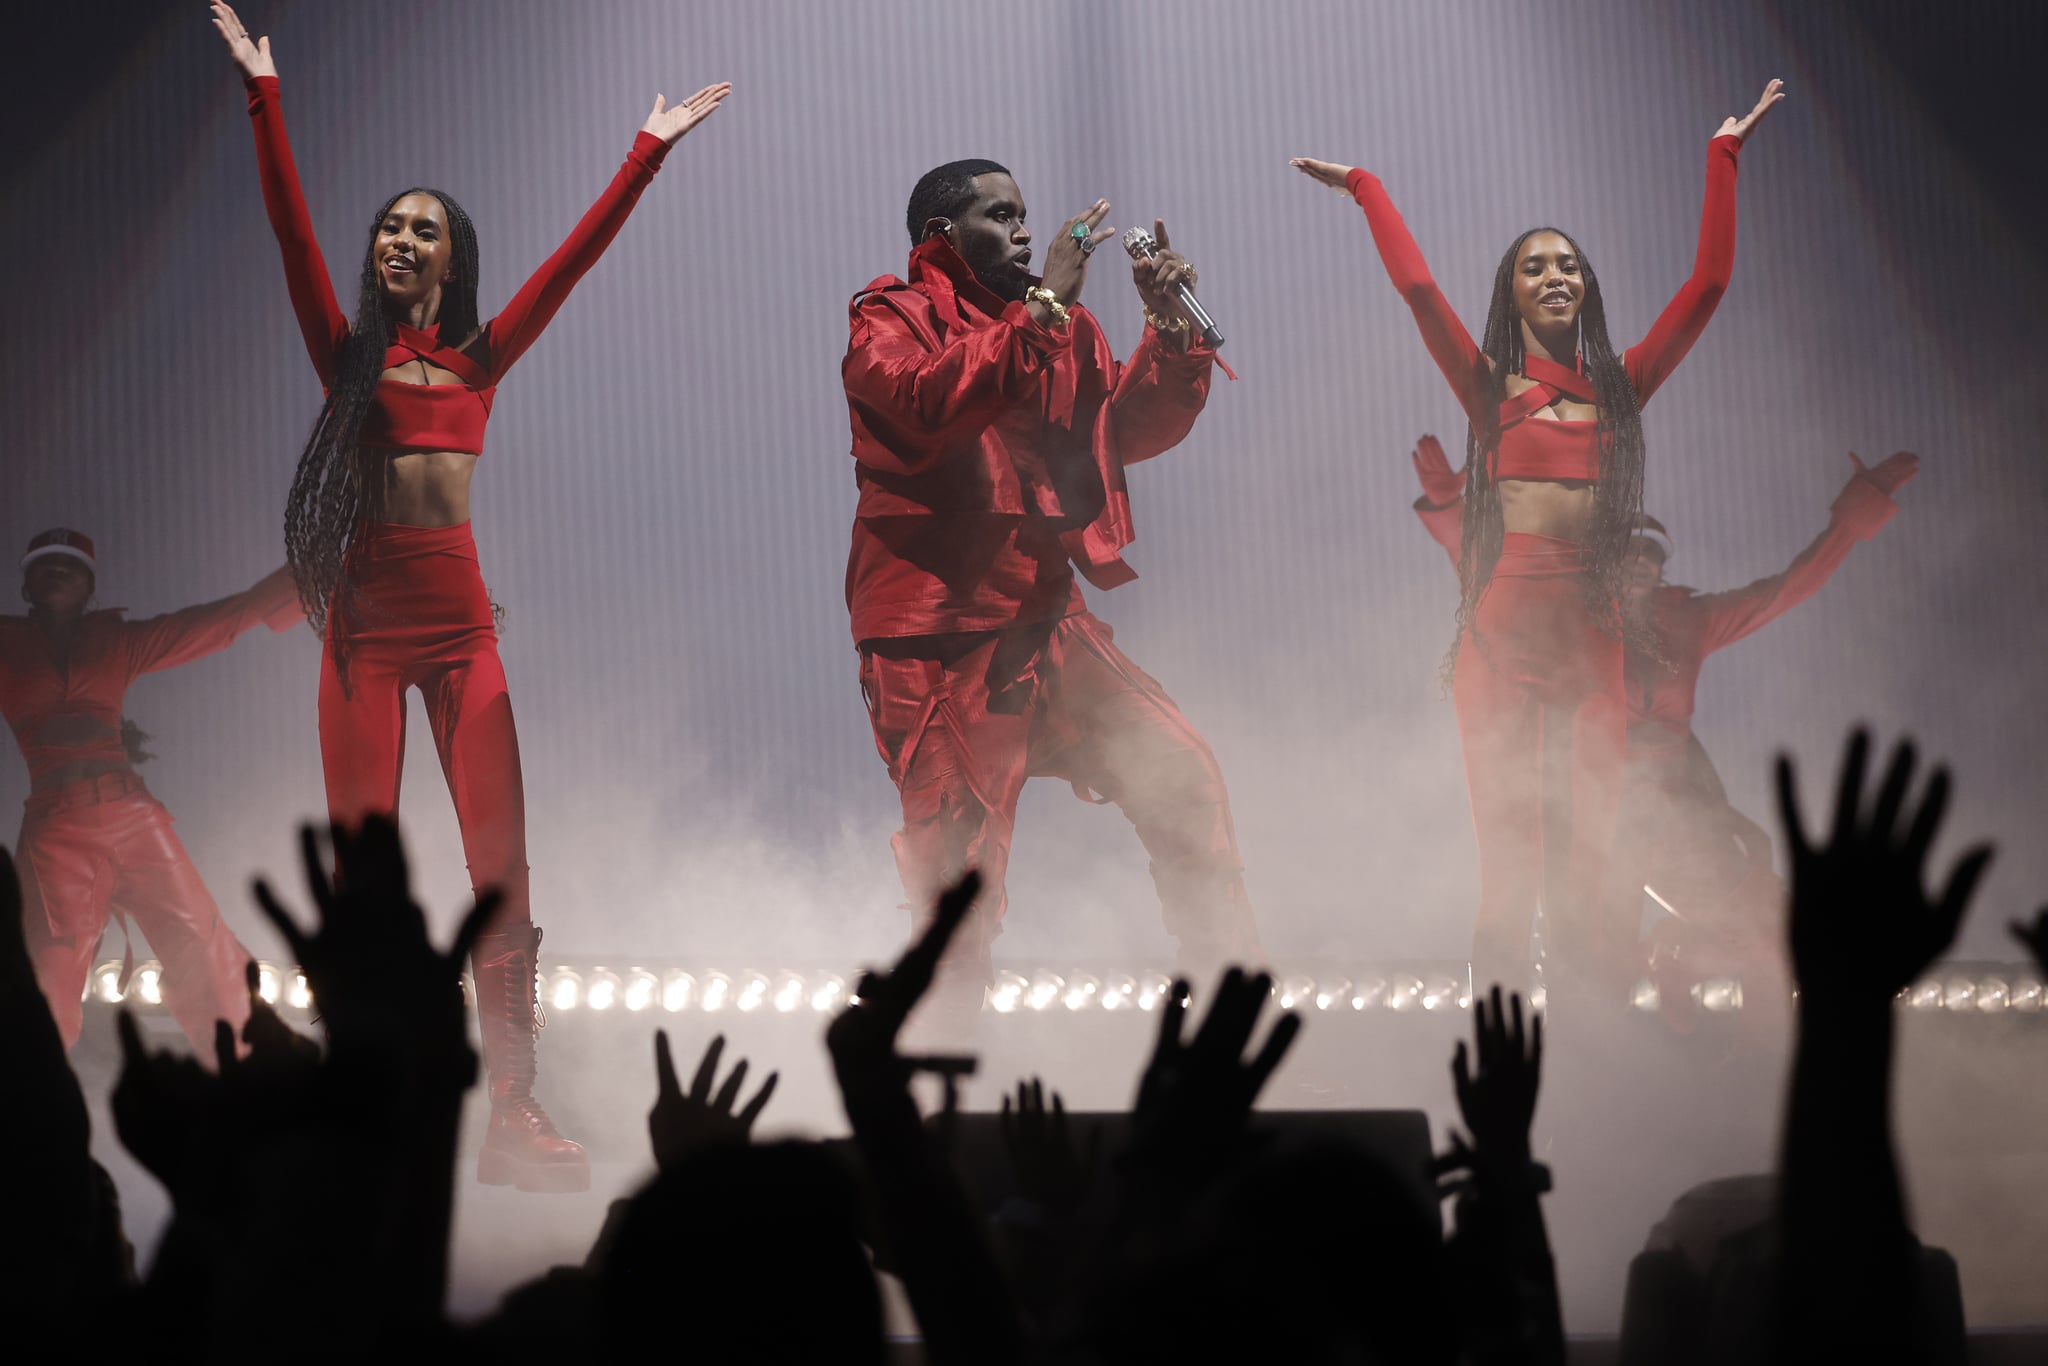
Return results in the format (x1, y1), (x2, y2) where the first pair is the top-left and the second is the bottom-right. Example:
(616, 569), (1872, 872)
(1121, 226), (1156, 259)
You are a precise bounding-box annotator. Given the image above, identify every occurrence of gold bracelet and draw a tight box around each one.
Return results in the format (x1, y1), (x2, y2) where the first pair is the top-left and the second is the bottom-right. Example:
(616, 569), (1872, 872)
(1023, 286), (1071, 327)
(1144, 307), (1191, 335)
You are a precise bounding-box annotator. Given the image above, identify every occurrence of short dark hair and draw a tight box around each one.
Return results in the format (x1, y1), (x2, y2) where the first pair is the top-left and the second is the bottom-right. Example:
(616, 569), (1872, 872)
(905, 159), (1011, 244)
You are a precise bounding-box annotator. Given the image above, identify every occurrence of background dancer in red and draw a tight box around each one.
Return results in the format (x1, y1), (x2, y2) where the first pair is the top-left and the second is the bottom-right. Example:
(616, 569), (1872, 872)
(843, 160), (1262, 1013)
(1410, 435), (1916, 1008)
(1293, 80), (1783, 994)
(212, 3), (729, 1192)
(0, 529), (299, 1053)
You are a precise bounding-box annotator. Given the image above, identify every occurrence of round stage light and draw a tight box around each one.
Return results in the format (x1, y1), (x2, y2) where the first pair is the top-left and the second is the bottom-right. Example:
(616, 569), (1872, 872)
(585, 969), (621, 1012)
(1026, 973), (1064, 1012)
(1698, 978), (1743, 1012)
(1976, 977), (2009, 1013)
(133, 961), (164, 1006)
(661, 970), (696, 1012)
(1100, 974), (1137, 1011)
(989, 971), (1029, 1014)
(254, 961), (283, 1006)
(1630, 979), (1661, 1012)
(1421, 975), (1461, 1011)
(1387, 976), (1424, 1012)
(736, 972), (770, 1013)
(810, 975), (848, 1013)
(1905, 979), (1943, 1010)
(546, 968), (583, 1012)
(2011, 978), (2043, 1013)
(1313, 978), (1351, 1011)
(1063, 974), (1101, 1011)
(1135, 973), (1174, 1012)
(1943, 976), (1975, 1011)
(700, 972), (733, 1013)
(1351, 977), (1387, 1011)
(772, 972), (806, 1014)
(286, 970), (313, 1011)
(623, 969), (659, 1012)
(1277, 975), (1315, 1011)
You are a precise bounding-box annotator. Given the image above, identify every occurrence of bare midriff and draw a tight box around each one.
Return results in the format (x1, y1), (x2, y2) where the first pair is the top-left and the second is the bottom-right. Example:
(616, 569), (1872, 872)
(1497, 376), (1597, 542)
(375, 356), (476, 527)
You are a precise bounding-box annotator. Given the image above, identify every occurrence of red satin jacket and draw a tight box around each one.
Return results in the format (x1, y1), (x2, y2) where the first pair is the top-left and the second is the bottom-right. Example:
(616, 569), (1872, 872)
(0, 568), (301, 789)
(1414, 471), (1898, 757)
(842, 237), (1218, 642)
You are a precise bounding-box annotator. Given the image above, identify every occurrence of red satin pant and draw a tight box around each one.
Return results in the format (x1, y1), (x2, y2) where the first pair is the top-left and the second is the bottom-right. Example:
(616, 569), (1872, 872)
(19, 774), (252, 1050)
(319, 521), (529, 929)
(860, 611), (1261, 978)
(1451, 534), (1626, 977)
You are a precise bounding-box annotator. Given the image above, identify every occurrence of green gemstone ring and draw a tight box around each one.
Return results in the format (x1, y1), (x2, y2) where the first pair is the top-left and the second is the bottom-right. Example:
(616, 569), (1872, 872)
(1070, 222), (1091, 243)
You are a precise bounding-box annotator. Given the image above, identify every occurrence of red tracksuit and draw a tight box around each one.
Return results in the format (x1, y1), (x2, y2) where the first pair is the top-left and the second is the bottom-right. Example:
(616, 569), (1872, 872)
(843, 236), (1261, 980)
(1415, 468), (1900, 977)
(1347, 136), (1743, 976)
(0, 569), (300, 1048)
(246, 75), (668, 931)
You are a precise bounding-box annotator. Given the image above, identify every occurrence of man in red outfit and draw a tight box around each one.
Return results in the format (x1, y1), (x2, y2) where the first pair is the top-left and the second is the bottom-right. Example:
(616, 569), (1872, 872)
(1410, 437), (1916, 991)
(0, 529), (301, 1052)
(843, 160), (1262, 1000)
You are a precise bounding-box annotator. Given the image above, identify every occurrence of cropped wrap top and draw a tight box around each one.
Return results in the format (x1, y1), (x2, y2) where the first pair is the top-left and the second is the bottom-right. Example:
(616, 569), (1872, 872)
(245, 75), (669, 455)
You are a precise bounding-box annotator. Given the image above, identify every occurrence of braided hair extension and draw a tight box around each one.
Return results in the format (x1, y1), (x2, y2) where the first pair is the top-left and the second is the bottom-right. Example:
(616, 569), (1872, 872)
(282, 188), (479, 656)
(1447, 226), (1653, 682)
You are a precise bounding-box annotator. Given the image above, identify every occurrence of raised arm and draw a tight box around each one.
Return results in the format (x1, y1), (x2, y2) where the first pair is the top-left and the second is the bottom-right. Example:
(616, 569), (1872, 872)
(1110, 218), (1220, 464)
(1409, 433), (1466, 567)
(843, 292), (1073, 476)
(123, 566), (302, 677)
(1293, 156), (1491, 427)
(214, 5), (348, 384)
(1624, 80), (1783, 403)
(480, 84), (728, 380)
(1696, 451), (1911, 653)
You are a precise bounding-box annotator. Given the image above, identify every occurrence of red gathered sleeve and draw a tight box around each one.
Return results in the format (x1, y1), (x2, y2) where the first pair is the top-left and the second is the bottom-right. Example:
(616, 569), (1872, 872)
(480, 132), (670, 380)
(1696, 469), (1894, 654)
(1623, 135), (1743, 404)
(1413, 496), (1464, 569)
(1345, 168), (1492, 428)
(123, 566), (304, 676)
(245, 76), (349, 385)
(843, 295), (1073, 476)
(1109, 326), (1215, 466)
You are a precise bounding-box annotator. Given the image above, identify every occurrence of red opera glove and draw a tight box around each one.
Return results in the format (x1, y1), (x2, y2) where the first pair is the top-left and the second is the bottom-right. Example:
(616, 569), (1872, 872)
(1848, 450), (1918, 496)
(1411, 434), (1464, 507)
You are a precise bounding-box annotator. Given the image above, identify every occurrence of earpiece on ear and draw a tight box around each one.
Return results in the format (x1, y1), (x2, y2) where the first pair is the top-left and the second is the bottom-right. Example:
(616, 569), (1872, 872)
(923, 218), (954, 244)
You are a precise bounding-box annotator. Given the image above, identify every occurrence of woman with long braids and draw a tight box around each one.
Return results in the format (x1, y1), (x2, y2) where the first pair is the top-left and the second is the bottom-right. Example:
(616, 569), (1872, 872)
(211, 3), (729, 1192)
(1292, 81), (1783, 992)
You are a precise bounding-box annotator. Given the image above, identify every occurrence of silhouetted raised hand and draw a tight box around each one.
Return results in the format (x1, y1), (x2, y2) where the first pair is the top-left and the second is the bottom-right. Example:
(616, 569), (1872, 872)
(1436, 986), (1564, 1366)
(1773, 729), (1986, 1365)
(2010, 909), (2048, 979)
(1129, 968), (1299, 1163)
(827, 870), (980, 1095)
(1455, 987), (1541, 1164)
(1775, 729), (1993, 1007)
(826, 871), (1017, 1366)
(1000, 1077), (1099, 1216)
(253, 817), (493, 1075)
(649, 1031), (777, 1171)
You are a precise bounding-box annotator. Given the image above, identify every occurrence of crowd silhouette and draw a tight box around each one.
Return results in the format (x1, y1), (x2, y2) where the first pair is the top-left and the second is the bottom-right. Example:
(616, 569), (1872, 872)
(1, 726), (2038, 1363)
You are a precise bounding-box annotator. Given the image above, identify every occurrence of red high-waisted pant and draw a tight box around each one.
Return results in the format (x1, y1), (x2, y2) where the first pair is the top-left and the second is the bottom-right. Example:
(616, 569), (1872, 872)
(1451, 534), (1626, 977)
(319, 521), (529, 928)
(860, 610), (1261, 979)
(19, 773), (253, 1050)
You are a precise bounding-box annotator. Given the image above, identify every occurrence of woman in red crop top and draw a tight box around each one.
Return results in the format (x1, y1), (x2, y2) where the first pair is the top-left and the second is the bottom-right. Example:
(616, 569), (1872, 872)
(1293, 81), (1783, 994)
(213, 2), (729, 1193)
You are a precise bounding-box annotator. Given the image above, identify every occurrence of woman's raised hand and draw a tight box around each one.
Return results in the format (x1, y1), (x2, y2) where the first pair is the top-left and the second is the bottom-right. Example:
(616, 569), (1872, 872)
(1290, 157), (1356, 193)
(208, 2), (274, 80)
(642, 83), (733, 146)
(1718, 78), (1785, 142)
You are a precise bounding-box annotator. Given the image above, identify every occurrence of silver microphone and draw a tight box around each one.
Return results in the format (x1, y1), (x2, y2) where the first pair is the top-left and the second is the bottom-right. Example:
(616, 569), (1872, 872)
(1121, 226), (1223, 348)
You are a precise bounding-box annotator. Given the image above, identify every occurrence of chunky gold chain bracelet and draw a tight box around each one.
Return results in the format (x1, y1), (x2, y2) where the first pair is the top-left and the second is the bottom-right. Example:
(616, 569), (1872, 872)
(1023, 286), (1071, 327)
(1144, 307), (1191, 335)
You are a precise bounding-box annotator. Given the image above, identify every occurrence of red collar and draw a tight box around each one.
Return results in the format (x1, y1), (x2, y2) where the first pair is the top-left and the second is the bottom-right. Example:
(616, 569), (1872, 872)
(907, 236), (1032, 325)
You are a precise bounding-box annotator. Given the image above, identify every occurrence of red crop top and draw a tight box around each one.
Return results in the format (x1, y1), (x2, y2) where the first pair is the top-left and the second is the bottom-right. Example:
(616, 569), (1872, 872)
(245, 75), (669, 455)
(1346, 135), (1741, 483)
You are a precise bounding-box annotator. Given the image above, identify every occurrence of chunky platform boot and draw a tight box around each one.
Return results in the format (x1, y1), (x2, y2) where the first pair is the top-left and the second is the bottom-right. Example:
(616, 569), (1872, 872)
(472, 923), (590, 1194)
